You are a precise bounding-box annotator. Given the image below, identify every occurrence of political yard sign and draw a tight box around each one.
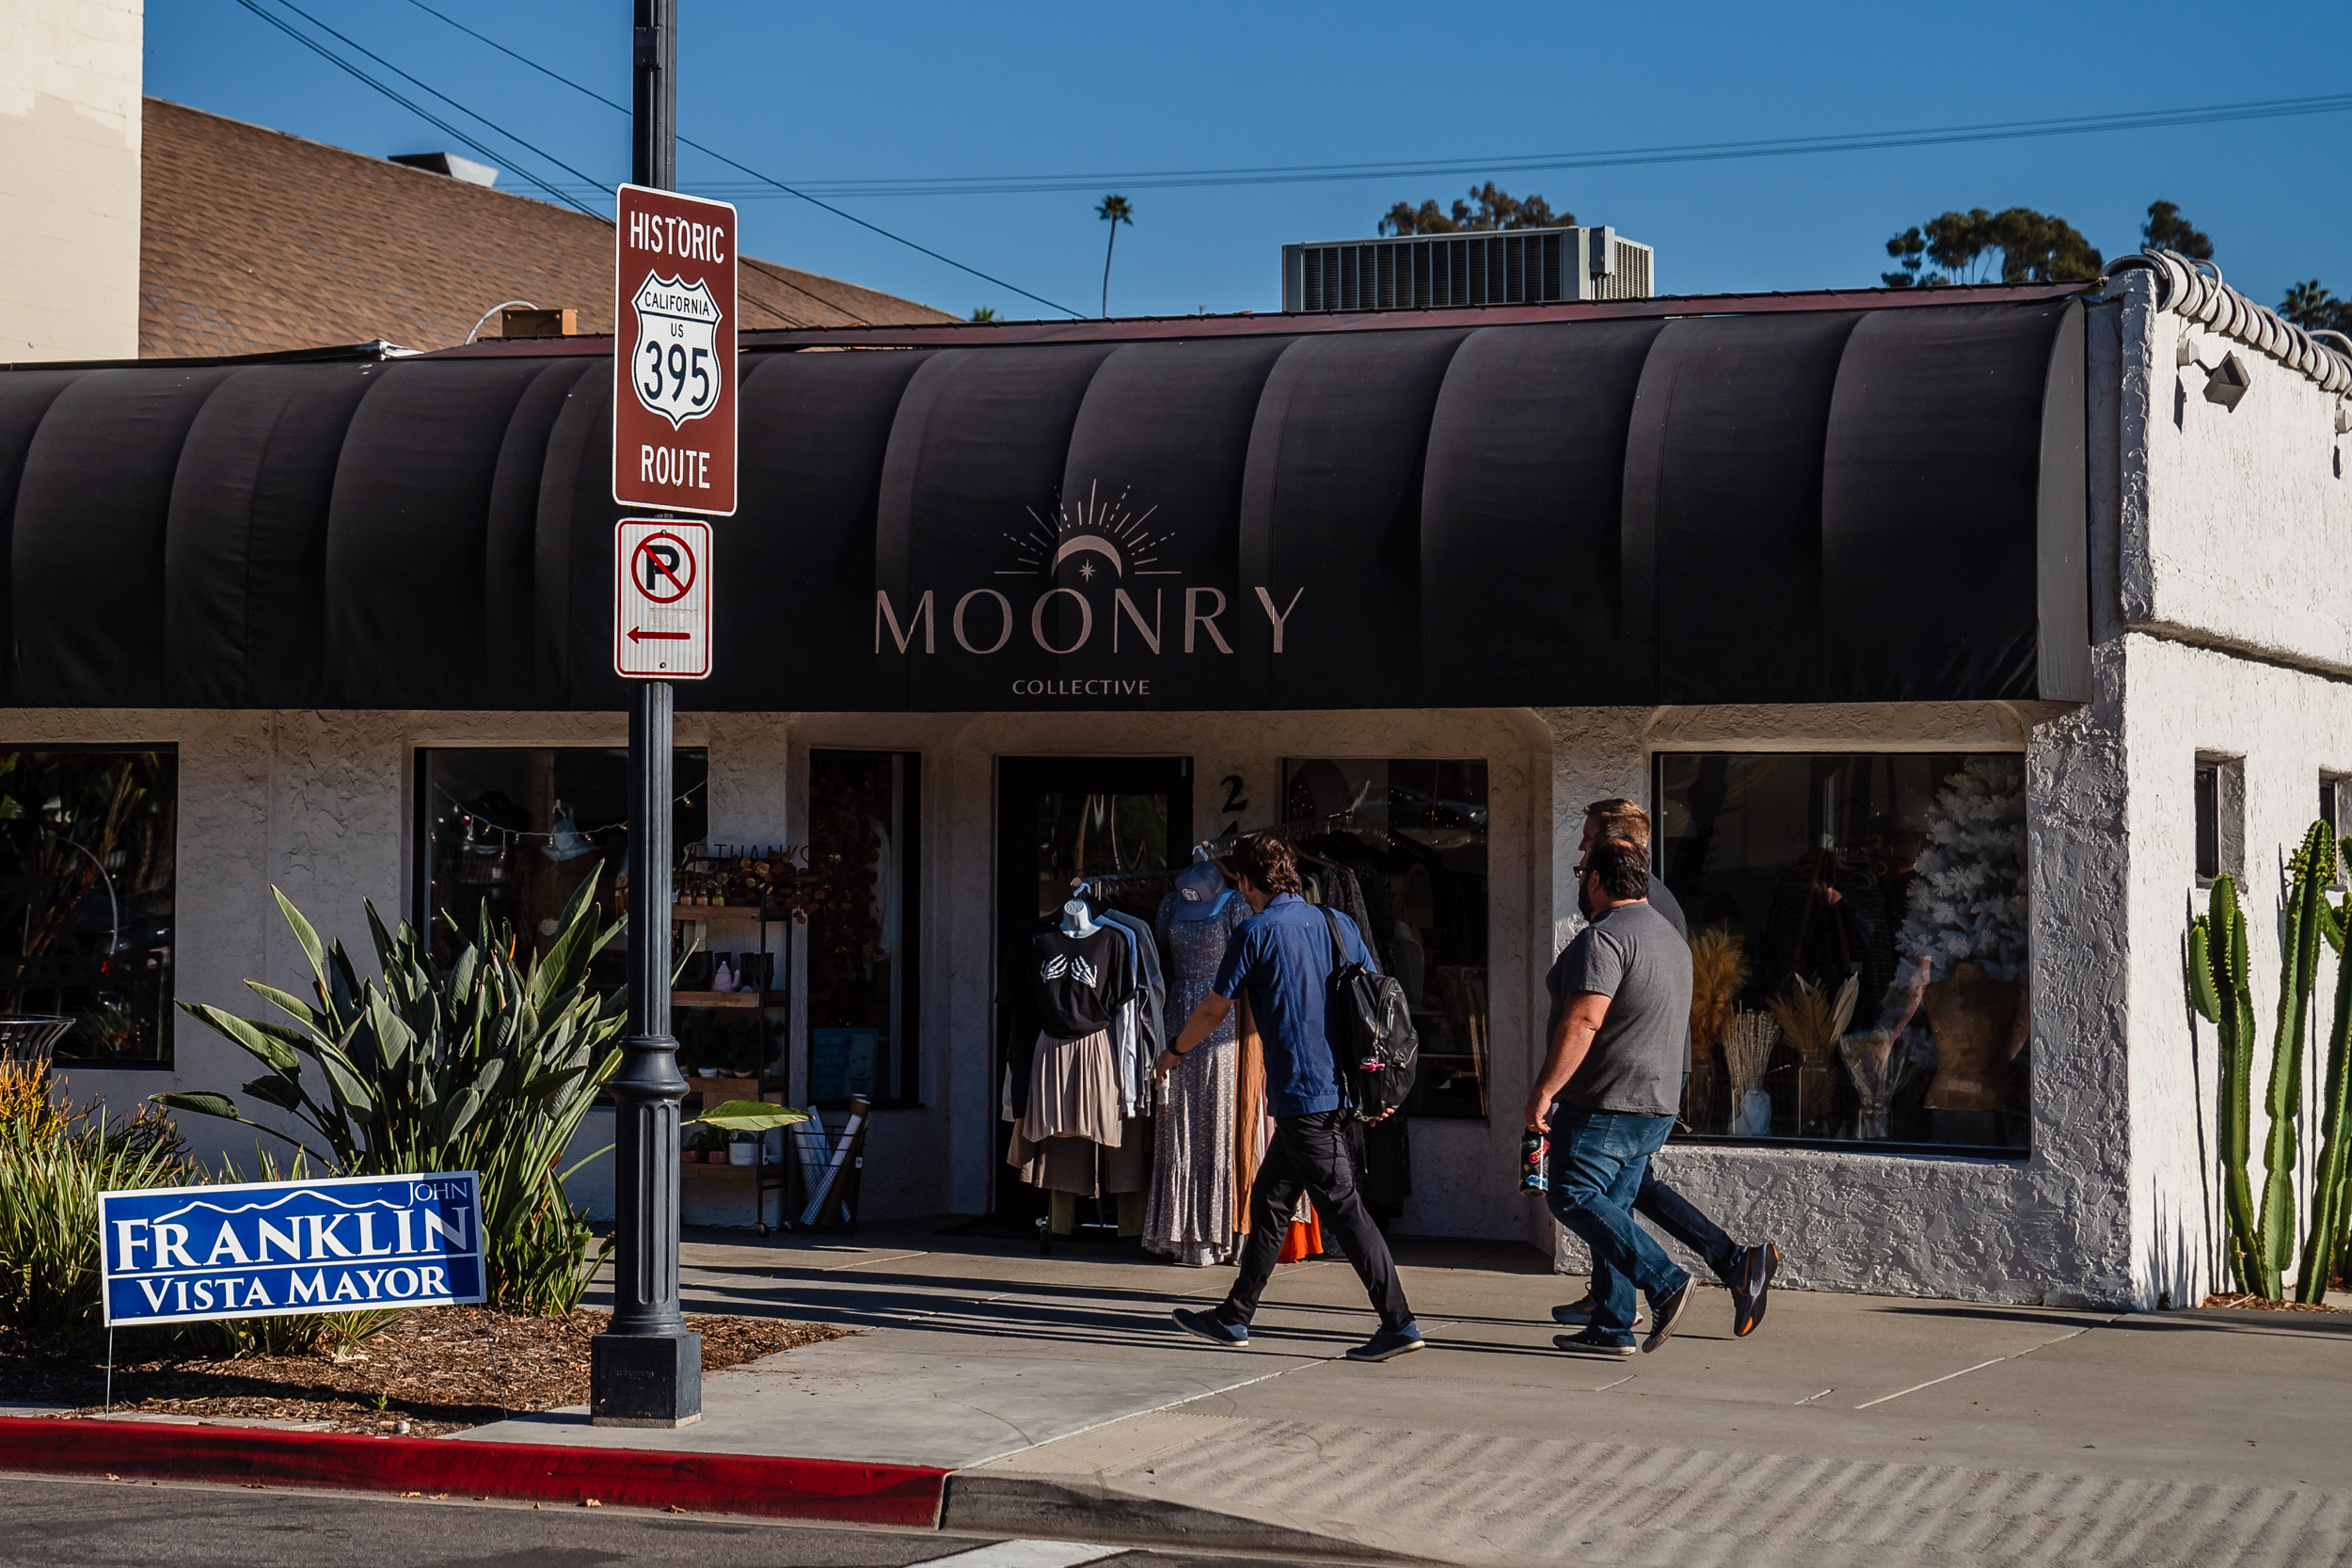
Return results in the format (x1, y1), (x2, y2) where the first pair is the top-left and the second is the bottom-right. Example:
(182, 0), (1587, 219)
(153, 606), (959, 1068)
(98, 1171), (486, 1328)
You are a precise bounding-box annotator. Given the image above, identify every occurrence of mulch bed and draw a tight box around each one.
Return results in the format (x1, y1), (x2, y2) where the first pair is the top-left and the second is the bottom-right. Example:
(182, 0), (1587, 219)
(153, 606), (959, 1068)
(0, 1309), (847, 1436)
(2200, 1291), (2350, 1313)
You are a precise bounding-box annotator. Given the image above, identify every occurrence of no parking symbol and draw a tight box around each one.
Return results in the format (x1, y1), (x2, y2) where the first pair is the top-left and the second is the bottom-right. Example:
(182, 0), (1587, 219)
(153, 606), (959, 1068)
(614, 519), (711, 679)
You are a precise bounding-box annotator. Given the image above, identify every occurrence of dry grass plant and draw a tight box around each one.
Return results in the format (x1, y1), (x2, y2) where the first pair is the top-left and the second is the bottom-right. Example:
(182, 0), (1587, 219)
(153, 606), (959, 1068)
(1721, 1008), (1780, 1093)
(1687, 927), (1751, 1058)
(1770, 974), (1861, 1068)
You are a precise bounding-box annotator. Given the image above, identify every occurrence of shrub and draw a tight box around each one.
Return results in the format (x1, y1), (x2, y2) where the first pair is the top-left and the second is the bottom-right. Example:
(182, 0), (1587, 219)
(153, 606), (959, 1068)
(0, 1060), (190, 1339)
(161, 879), (627, 1316)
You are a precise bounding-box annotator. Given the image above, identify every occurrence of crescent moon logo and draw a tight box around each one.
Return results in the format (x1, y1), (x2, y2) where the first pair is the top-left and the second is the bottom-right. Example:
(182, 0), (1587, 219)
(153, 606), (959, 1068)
(1050, 534), (1124, 577)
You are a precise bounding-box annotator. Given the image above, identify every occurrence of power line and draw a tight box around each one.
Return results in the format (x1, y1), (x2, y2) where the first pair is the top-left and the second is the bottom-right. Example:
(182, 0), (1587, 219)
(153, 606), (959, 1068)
(405, 79), (2352, 202)
(227, 0), (596, 215)
(641, 90), (2352, 198)
(399, 0), (1084, 318)
(245, 0), (614, 218)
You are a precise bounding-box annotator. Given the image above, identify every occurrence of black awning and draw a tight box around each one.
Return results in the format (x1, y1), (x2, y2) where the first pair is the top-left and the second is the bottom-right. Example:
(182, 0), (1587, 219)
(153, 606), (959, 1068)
(0, 294), (2087, 713)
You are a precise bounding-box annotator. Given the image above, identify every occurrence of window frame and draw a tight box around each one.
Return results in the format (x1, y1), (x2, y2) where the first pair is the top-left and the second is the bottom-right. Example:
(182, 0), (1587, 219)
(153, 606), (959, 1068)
(1, 741), (181, 1071)
(1651, 748), (2032, 1160)
(806, 748), (924, 1111)
(1279, 755), (1492, 1121)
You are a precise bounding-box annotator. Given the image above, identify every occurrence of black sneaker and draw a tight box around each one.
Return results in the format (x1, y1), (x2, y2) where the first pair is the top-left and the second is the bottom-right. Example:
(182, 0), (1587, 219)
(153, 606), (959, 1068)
(1643, 1278), (1695, 1354)
(1344, 1321), (1424, 1362)
(1553, 1327), (1637, 1358)
(1550, 1294), (1645, 1328)
(1171, 1306), (1248, 1347)
(1732, 1242), (1779, 1338)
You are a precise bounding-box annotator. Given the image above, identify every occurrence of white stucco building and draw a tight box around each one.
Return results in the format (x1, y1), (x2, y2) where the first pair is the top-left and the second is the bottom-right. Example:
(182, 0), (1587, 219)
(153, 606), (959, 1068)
(8, 255), (2348, 1309)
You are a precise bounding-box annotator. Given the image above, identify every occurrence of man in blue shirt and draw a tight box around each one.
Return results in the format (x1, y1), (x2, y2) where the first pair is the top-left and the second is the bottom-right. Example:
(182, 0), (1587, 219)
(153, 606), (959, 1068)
(1154, 834), (1423, 1362)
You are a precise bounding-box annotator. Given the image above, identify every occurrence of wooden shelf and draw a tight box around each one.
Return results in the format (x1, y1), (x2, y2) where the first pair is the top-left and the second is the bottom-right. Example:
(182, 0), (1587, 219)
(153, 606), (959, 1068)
(671, 903), (768, 936)
(673, 990), (786, 1009)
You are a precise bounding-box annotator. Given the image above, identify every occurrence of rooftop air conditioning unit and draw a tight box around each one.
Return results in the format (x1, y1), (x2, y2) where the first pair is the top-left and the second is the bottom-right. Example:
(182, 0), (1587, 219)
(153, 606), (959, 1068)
(1280, 226), (1654, 313)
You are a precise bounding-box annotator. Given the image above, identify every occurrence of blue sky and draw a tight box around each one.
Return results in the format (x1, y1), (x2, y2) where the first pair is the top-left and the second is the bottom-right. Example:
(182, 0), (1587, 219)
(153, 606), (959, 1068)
(148, 0), (2352, 322)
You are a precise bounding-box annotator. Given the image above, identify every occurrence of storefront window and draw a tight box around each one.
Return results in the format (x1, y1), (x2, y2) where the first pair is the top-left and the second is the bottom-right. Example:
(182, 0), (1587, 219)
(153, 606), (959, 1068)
(1656, 752), (2029, 1152)
(1283, 759), (1489, 1118)
(0, 748), (177, 1067)
(419, 746), (708, 988)
(806, 751), (922, 1107)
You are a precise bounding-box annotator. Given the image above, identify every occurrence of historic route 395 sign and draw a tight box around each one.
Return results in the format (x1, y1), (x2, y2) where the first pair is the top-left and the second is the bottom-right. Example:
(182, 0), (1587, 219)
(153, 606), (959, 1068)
(613, 183), (738, 516)
(615, 519), (712, 679)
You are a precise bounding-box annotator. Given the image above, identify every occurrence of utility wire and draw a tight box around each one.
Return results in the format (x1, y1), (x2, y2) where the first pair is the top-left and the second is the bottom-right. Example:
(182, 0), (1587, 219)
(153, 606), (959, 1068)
(400, 0), (1084, 318)
(227, 0), (599, 216)
(777, 91), (2352, 198)
(268, 0), (882, 325)
(243, 0), (612, 218)
(384, 16), (2352, 204)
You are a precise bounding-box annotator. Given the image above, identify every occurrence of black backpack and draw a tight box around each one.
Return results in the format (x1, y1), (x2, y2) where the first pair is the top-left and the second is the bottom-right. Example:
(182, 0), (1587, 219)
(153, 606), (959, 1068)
(1321, 907), (1419, 1119)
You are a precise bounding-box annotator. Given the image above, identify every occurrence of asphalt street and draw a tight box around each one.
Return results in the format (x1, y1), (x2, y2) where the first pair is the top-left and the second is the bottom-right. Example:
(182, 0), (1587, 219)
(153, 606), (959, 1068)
(0, 1476), (1320, 1568)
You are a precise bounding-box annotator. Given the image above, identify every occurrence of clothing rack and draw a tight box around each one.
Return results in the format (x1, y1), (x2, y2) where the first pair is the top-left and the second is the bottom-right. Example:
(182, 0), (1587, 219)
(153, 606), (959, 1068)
(1071, 865), (1186, 896)
(1190, 815), (1367, 869)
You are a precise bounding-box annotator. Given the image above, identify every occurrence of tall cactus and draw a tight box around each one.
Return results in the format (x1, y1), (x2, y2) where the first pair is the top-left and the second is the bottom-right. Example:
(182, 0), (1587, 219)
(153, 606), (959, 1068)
(2254, 824), (2335, 1298)
(2299, 835), (2352, 1304)
(2189, 874), (2263, 1291)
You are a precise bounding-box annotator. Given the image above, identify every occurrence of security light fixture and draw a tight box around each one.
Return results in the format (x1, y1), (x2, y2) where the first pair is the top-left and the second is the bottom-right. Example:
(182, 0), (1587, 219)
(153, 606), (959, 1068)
(2202, 352), (2251, 411)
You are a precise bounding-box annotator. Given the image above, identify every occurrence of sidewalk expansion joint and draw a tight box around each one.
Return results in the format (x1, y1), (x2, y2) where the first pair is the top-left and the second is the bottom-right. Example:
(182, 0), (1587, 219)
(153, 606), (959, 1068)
(1851, 1319), (2106, 1410)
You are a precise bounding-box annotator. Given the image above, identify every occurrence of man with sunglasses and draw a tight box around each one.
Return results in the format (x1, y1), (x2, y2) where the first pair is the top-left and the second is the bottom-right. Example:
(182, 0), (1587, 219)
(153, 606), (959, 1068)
(1529, 834), (1694, 1355)
(1546, 800), (1779, 1338)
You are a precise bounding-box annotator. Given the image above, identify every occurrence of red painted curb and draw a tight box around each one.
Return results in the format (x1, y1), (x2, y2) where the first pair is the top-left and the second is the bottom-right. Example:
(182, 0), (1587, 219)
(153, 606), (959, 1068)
(0, 1417), (946, 1527)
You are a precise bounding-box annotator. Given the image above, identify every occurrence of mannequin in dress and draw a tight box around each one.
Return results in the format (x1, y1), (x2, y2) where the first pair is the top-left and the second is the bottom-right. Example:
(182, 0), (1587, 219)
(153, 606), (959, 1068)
(1144, 861), (1247, 1265)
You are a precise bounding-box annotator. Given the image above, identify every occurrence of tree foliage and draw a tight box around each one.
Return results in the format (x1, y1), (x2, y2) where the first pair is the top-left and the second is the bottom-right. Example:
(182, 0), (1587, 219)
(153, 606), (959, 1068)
(2280, 281), (2352, 338)
(1380, 182), (1571, 237)
(1883, 207), (2103, 288)
(2141, 199), (2214, 261)
(1096, 193), (1134, 318)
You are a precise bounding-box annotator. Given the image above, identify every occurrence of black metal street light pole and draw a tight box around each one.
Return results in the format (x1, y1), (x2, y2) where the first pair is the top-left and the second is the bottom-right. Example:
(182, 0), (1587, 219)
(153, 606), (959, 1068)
(590, 0), (699, 1429)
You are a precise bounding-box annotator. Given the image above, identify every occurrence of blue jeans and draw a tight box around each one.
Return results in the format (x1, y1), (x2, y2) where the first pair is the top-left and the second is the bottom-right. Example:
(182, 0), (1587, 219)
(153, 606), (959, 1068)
(1545, 1105), (1690, 1346)
(1636, 1169), (1740, 1284)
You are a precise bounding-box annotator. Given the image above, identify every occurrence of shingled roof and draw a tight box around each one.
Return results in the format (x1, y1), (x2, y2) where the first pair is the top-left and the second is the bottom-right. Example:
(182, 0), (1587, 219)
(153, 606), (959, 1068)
(138, 97), (954, 357)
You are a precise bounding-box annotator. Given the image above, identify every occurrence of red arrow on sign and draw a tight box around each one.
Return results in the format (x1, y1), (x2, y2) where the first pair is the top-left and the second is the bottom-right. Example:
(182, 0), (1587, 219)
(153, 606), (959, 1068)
(628, 627), (691, 642)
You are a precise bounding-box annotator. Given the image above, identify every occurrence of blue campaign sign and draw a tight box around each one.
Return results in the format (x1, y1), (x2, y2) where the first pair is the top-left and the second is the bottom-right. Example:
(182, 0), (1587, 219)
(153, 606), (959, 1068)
(97, 1171), (486, 1327)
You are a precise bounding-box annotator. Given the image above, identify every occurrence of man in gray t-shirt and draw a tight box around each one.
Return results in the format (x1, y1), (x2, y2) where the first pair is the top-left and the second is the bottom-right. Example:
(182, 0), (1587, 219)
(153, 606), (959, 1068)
(1543, 801), (1778, 1341)
(1550, 899), (1691, 1115)
(1525, 836), (1697, 1355)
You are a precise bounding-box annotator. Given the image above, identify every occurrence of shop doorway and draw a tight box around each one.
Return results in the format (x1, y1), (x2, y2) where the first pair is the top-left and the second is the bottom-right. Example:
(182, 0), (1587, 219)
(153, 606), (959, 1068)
(990, 755), (1191, 1224)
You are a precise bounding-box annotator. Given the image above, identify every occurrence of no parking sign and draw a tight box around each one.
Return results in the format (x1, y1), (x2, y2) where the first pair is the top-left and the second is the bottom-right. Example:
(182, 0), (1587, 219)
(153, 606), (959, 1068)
(614, 518), (711, 679)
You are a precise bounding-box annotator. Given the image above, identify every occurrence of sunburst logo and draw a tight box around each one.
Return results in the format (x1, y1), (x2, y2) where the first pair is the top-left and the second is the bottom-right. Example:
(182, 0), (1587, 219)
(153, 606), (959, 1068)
(998, 481), (1181, 582)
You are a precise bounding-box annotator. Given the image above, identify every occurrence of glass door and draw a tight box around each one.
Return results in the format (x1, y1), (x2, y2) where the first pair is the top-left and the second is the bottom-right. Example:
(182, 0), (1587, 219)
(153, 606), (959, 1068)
(992, 756), (1191, 1220)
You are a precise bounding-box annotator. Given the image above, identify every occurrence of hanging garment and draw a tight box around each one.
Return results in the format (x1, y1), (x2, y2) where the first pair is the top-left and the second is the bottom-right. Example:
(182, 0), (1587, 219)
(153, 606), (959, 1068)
(1144, 886), (1247, 1265)
(1100, 908), (1168, 1112)
(1009, 924), (1138, 1193)
(1008, 1028), (1124, 1192)
(1029, 925), (1135, 1038)
(1008, 923), (1136, 1122)
(1318, 865), (1376, 971)
(1233, 990), (1267, 1239)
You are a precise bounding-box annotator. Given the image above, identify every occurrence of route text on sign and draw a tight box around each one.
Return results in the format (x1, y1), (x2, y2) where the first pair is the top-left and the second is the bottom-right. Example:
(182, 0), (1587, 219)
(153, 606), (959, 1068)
(612, 183), (739, 516)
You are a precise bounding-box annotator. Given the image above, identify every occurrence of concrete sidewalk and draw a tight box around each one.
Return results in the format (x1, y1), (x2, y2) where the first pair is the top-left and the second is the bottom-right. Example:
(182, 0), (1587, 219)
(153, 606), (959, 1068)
(461, 1220), (2352, 1566)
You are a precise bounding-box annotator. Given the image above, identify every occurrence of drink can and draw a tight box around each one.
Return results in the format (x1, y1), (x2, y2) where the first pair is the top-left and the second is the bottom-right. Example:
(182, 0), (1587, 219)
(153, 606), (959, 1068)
(1519, 1130), (1548, 1193)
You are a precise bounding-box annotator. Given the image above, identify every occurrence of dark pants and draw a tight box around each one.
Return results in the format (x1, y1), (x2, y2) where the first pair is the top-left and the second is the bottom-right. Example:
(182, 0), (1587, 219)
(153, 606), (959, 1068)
(1545, 1105), (1690, 1347)
(1225, 1109), (1413, 1333)
(1635, 1168), (1740, 1283)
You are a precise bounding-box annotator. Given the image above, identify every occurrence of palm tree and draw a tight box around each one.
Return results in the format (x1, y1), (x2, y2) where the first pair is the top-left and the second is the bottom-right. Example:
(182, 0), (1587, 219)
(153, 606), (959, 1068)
(1096, 194), (1134, 318)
